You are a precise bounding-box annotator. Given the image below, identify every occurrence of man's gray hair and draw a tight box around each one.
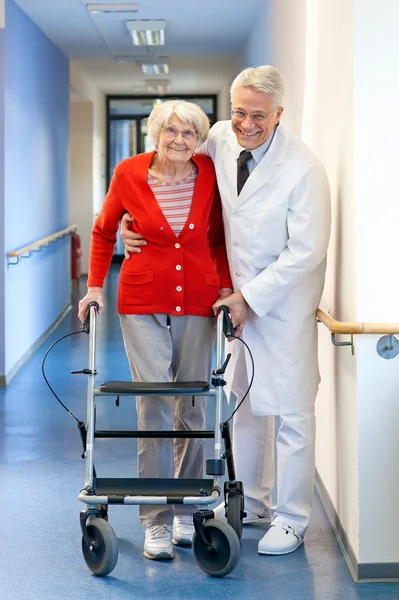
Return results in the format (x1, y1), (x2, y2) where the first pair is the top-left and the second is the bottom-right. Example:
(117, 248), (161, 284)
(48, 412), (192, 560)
(230, 65), (285, 108)
(147, 100), (210, 147)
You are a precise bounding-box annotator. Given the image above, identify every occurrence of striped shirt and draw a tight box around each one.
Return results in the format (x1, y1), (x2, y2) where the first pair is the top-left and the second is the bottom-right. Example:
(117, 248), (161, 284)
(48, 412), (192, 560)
(147, 165), (198, 236)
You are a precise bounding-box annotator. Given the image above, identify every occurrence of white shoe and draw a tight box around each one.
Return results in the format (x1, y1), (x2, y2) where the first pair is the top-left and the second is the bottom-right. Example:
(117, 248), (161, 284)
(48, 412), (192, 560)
(258, 522), (304, 555)
(143, 524), (174, 560)
(212, 503), (270, 525)
(243, 508), (271, 525)
(172, 515), (194, 546)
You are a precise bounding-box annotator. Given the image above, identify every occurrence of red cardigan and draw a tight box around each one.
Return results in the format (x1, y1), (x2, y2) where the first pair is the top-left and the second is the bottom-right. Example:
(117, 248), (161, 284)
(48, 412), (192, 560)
(87, 151), (232, 316)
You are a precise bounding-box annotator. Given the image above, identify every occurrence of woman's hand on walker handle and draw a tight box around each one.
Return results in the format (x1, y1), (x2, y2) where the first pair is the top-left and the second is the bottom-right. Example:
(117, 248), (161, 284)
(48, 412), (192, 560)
(78, 287), (104, 323)
(212, 290), (248, 338)
(120, 213), (147, 259)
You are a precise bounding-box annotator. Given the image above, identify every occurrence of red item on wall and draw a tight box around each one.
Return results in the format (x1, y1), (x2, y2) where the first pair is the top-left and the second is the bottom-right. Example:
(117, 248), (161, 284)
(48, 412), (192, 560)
(71, 231), (82, 286)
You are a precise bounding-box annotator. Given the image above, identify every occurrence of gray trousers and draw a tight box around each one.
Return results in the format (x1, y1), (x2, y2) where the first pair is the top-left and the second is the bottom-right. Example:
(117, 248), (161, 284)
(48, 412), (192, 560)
(120, 313), (215, 525)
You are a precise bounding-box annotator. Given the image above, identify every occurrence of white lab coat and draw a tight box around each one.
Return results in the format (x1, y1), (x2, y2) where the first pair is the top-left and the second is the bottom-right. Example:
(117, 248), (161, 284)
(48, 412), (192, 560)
(204, 121), (331, 416)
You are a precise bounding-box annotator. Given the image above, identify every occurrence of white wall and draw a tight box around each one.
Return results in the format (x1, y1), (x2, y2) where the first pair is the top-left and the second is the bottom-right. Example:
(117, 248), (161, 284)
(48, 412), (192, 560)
(69, 62), (106, 274)
(240, 0), (307, 135)
(300, 0), (359, 560)
(241, 0), (359, 559)
(217, 81), (233, 121)
(353, 0), (399, 564)
(70, 101), (93, 273)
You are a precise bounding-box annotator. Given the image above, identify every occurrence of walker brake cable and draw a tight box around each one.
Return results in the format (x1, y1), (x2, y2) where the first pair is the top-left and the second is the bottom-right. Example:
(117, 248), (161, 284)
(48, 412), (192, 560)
(217, 306), (255, 424)
(41, 302), (100, 448)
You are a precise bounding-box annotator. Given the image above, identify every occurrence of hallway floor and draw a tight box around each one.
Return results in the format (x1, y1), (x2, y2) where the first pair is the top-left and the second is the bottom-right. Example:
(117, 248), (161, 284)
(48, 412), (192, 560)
(1, 268), (399, 600)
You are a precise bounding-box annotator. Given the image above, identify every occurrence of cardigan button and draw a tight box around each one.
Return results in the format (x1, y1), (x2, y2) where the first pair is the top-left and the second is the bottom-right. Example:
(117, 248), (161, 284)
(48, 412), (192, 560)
(175, 243), (180, 249)
(176, 286), (182, 292)
(188, 223), (195, 229)
(176, 306), (182, 312)
(176, 265), (182, 271)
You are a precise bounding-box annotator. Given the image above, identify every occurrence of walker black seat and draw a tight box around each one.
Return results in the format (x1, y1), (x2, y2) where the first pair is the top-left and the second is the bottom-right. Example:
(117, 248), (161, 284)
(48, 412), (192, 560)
(94, 477), (215, 501)
(98, 380), (210, 395)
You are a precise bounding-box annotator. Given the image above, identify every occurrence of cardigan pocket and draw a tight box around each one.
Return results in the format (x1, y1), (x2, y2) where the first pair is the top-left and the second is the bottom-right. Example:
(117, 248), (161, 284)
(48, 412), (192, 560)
(204, 273), (220, 306)
(119, 270), (154, 306)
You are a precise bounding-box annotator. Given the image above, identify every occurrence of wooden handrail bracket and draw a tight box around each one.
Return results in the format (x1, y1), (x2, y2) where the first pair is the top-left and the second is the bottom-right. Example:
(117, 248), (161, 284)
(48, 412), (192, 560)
(7, 224), (77, 265)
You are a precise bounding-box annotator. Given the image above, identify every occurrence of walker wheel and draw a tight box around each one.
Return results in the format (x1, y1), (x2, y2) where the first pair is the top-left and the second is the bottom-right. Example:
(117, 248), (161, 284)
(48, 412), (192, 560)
(227, 492), (244, 540)
(192, 519), (240, 577)
(82, 518), (118, 577)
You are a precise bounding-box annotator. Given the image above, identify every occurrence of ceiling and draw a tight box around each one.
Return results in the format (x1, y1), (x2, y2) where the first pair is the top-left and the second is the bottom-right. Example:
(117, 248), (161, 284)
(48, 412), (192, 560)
(14, 0), (266, 95)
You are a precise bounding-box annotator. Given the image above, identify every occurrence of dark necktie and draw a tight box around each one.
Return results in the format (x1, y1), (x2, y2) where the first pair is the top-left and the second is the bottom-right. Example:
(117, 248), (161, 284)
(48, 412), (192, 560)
(237, 150), (252, 195)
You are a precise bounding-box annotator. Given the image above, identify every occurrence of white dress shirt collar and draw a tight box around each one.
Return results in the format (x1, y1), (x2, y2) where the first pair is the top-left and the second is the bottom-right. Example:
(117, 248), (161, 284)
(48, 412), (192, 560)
(235, 125), (277, 166)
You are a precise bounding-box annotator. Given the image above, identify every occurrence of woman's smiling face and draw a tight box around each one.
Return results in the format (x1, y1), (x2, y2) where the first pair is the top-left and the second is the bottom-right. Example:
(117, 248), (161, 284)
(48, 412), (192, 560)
(157, 116), (197, 164)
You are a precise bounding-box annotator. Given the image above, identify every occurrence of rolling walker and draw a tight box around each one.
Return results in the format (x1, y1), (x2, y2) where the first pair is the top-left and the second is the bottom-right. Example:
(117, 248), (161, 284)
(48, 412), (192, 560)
(75, 303), (245, 578)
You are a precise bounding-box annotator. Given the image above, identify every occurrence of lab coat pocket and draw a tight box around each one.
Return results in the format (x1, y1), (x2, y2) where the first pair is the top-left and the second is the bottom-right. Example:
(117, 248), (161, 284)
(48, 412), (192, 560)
(119, 270), (154, 306)
(251, 209), (288, 259)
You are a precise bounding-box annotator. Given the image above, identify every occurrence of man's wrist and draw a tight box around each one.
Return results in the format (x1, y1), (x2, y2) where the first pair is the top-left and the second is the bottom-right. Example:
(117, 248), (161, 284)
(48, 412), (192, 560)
(238, 288), (250, 308)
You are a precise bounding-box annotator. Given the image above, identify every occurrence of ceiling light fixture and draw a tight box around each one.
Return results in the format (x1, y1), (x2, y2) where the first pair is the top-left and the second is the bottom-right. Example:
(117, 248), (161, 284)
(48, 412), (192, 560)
(147, 79), (170, 94)
(126, 20), (166, 46)
(139, 58), (169, 75)
(86, 3), (139, 14)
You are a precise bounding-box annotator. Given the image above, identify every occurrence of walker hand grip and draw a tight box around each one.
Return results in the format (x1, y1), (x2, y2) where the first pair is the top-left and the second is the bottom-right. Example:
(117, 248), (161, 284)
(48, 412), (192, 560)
(77, 420), (87, 458)
(218, 305), (235, 338)
(81, 301), (100, 334)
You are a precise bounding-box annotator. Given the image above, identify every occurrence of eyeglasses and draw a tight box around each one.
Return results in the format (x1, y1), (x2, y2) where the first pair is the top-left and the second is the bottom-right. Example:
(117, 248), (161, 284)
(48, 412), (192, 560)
(160, 126), (198, 142)
(231, 108), (278, 123)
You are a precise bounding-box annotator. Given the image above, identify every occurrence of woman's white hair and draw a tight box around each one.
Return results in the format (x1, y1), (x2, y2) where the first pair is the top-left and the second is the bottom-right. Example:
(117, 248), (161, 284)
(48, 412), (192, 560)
(147, 99), (210, 147)
(230, 65), (285, 108)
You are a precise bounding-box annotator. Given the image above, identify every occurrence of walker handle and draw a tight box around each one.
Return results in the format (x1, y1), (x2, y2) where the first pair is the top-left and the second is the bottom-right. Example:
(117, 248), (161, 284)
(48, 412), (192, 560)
(81, 301), (100, 334)
(217, 305), (235, 338)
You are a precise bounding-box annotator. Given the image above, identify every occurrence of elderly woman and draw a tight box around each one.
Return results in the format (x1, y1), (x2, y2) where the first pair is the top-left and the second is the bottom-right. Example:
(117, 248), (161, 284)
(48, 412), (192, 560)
(78, 100), (232, 561)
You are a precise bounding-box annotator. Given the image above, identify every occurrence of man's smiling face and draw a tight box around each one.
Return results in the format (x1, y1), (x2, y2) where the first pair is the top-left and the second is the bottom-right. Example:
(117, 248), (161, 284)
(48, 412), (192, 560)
(231, 86), (283, 150)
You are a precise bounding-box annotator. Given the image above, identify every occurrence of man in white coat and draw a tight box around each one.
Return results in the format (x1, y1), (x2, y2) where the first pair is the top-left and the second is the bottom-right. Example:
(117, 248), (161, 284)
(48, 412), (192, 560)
(121, 65), (331, 556)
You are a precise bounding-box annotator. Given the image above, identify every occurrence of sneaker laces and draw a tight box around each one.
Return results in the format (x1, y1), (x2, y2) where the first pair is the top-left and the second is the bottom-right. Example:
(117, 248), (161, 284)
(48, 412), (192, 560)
(147, 524), (172, 540)
(175, 515), (193, 526)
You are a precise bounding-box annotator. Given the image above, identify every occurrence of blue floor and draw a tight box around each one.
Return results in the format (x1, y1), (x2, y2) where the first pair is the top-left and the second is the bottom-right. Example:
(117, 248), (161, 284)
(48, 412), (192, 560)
(1, 266), (399, 599)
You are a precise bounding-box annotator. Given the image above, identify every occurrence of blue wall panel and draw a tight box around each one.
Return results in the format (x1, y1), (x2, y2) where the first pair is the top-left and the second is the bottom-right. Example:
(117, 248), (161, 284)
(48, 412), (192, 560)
(3, 0), (70, 376)
(0, 27), (5, 375)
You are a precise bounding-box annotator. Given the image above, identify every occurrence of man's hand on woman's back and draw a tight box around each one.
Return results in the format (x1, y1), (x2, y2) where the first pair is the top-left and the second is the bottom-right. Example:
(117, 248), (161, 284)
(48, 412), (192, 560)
(120, 213), (148, 259)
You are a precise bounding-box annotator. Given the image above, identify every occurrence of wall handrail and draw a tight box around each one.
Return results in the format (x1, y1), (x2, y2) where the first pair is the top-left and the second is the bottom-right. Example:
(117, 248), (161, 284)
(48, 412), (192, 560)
(317, 308), (399, 335)
(7, 223), (78, 265)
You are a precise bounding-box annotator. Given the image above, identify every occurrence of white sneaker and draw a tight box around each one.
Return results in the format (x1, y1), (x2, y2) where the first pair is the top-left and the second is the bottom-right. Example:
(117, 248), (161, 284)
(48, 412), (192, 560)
(258, 522), (304, 555)
(143, 524), (174, 560)
(172, 515), (194, 546)
(212, 503), (270, 525)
